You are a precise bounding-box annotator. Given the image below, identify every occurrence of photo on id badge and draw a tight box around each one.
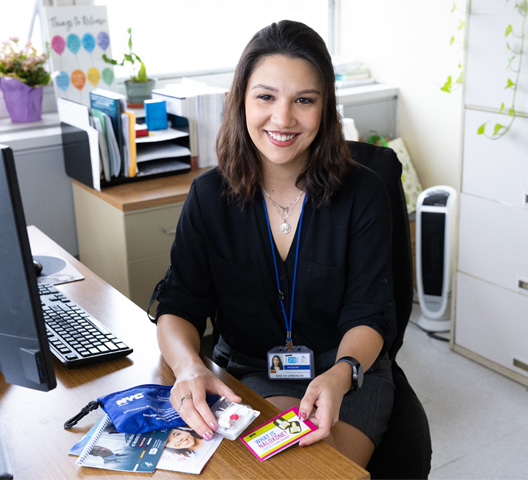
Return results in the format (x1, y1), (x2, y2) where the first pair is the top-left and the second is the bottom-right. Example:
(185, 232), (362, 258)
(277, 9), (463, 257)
(267, 346), (314, 380)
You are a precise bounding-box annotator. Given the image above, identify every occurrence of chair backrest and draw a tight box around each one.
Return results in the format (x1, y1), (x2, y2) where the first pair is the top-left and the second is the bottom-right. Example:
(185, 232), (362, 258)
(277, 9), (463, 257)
(347, 141), (414, 361)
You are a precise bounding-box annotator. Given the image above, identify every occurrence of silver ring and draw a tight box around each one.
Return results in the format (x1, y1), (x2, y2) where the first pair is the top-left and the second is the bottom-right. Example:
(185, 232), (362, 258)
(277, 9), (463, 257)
(177, 394), (192, 413)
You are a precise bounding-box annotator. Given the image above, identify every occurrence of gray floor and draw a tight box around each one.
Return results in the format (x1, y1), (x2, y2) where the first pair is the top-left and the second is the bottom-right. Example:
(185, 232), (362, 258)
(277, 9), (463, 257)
(399, 304), (528, 479)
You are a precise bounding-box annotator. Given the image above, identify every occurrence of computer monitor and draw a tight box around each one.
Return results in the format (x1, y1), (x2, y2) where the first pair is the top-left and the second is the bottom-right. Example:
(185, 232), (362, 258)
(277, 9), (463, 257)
(0, 144), (56, 392)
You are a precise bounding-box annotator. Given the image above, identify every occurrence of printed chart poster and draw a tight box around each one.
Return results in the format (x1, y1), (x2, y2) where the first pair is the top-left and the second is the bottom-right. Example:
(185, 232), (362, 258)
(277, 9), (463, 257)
(44, 5), (116, 106)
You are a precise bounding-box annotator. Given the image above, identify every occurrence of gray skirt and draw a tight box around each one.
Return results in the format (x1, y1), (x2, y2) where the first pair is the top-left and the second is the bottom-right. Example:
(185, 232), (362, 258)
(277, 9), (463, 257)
(212, 337), (394, 448)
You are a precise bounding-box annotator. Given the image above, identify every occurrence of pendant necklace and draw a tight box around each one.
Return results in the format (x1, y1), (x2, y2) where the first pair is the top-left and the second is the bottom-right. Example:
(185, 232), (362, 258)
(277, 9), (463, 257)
(261, 187), (304, 234)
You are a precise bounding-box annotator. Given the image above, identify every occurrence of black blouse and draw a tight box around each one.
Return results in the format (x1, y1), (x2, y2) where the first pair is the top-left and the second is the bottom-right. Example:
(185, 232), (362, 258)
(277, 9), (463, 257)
(153, 166), (396, 360)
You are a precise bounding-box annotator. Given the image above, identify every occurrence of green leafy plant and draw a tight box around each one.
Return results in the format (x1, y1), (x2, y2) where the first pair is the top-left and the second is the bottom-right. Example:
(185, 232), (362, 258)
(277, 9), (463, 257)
(102, 28), (148, 83)
(440, 3), (466, 94)
(478, 0), (527, 139)
(0, 37), (50, 87)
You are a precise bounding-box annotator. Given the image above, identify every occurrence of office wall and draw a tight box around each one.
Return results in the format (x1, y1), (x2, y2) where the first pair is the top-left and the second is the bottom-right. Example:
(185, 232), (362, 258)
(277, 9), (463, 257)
(339, 0), (467, 190)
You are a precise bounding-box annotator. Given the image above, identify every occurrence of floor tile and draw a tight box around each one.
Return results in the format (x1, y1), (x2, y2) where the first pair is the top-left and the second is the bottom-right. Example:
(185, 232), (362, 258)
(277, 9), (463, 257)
(398, 303), (528, 478)
(430, 426), (528, 479)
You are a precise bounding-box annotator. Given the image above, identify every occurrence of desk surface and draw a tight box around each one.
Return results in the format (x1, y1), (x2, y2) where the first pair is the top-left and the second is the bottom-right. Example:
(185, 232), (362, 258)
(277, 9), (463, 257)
(72, 167), (210, 213)
(0, 226), (368, 480)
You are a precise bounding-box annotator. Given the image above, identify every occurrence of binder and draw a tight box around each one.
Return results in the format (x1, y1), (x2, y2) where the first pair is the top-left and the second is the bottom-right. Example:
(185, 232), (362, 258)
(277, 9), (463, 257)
(123, 111), (137, 177)
(91, 109), (121, 178)
(89, 89), (127, 159)
(92, 116), (111, 182)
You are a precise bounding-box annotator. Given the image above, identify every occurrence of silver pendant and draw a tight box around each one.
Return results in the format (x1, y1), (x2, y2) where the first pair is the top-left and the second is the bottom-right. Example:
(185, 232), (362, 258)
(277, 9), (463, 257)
(280, 222), (291, 234)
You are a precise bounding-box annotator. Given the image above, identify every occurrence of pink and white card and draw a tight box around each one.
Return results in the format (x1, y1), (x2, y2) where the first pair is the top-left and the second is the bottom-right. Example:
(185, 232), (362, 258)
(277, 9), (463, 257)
(240, 406), (317, 462)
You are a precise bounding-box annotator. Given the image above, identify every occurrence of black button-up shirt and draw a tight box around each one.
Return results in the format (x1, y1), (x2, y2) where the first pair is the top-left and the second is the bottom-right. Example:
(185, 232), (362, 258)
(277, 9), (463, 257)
(154, 166), (396, 360)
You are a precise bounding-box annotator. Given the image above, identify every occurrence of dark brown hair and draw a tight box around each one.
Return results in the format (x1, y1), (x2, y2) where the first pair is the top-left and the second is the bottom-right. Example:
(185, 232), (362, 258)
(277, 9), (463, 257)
(216, 20), (355, 207)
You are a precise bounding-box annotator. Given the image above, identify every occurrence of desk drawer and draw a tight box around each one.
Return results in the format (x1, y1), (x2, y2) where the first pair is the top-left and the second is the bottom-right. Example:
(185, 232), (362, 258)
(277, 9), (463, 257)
(124, 203), (183, 261)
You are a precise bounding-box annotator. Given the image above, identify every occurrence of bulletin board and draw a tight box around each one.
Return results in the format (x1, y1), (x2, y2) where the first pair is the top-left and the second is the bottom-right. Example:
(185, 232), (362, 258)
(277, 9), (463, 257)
(43, 5), (116, 105)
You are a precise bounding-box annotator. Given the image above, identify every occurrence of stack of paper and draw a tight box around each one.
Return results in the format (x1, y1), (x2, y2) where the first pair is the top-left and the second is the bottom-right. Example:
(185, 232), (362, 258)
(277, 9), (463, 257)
(152, 79), (227, 169)
(333, 57), (375, 88)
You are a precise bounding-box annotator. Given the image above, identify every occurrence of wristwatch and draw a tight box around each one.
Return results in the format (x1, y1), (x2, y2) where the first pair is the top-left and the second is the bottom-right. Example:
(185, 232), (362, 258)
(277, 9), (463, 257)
(335, 356), (364, 392)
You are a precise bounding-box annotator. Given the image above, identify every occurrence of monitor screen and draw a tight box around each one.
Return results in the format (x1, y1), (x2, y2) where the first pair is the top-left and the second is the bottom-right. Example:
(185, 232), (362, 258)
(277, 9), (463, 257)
(0, 145), (56, 392)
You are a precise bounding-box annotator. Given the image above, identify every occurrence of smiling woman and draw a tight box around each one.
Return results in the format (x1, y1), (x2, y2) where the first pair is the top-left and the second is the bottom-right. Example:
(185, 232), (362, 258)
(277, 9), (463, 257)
(244, 56), (323, 175)
(152, 20), (397, 470)
(163, 427), (203, 457)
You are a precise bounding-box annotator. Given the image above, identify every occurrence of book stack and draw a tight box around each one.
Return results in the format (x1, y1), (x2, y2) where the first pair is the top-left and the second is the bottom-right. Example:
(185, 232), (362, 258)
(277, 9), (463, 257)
(58, 88), (192, 190)
(333, 58), (375, 88)
(152, 79), (227, 170)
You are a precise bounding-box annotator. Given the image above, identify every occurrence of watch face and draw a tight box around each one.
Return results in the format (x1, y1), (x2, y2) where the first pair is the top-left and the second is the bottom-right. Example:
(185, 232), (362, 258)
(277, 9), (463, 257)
(337, 356), (364, 391)
(354, 365), (364, 390)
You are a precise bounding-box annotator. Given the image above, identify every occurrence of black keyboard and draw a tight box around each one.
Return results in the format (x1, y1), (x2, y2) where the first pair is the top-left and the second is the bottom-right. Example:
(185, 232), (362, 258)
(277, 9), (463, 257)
(39, 284), (133, 368)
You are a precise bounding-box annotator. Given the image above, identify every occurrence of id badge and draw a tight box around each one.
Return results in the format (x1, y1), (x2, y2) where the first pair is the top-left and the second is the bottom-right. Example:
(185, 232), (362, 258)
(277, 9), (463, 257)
(267, 345), (314, 380)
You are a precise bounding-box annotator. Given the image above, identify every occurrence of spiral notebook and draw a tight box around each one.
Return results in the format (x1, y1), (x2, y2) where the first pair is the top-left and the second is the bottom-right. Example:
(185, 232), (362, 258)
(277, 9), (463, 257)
(70, 415), (170, 472)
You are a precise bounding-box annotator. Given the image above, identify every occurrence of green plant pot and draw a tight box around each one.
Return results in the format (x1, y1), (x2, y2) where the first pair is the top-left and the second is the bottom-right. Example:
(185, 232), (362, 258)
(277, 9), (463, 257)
(125, 79), (156, 107)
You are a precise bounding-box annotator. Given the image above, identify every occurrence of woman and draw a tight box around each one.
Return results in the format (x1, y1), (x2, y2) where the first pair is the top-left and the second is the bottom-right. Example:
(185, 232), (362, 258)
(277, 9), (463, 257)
(270, 355), (283, 371)
(164, 428), (202, 458)
(152, 20), (396, 467)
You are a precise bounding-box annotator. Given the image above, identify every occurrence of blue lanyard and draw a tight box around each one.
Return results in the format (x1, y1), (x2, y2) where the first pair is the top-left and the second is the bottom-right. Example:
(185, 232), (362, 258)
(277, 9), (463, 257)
(262, 192), (307, 348)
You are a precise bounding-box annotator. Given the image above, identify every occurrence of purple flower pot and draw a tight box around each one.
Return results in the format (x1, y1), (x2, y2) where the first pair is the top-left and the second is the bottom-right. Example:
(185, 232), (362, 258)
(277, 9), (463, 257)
(0, 78), (43, 123)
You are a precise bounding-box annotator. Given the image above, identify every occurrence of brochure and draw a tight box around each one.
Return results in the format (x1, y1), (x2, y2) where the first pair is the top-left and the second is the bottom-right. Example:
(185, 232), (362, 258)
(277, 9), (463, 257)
(70, 415), (170, 473)
(241, 406), (317, 462)
(156, 427), (223, 474)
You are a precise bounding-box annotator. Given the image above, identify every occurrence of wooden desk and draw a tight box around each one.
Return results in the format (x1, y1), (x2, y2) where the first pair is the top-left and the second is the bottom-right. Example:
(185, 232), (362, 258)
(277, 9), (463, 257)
(0, 226), (368, 480)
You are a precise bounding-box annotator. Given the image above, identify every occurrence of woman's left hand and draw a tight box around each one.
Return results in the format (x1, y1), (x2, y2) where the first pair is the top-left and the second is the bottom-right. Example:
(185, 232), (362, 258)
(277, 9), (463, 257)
(297, 364), (351, 446)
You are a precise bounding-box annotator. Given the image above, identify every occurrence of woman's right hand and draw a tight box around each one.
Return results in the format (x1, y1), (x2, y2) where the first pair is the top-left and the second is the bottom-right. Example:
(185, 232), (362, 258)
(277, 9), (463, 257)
(170, 359), (242, 440)
(156, 314), (242, 439)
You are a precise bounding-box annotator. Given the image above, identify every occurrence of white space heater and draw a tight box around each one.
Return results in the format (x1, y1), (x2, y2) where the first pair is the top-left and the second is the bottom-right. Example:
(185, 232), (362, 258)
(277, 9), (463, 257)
(416, 185), (458, 332)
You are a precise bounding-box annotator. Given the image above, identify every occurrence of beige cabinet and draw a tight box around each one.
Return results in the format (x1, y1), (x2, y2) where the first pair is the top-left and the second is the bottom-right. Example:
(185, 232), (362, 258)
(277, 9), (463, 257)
(72, 170), (206, 311)
(453, 2), (528, 386)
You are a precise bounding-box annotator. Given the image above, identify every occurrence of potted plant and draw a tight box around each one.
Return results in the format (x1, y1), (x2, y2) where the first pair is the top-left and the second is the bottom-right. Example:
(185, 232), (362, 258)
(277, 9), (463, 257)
(0, 37), (50, 123)
(102, 28), (155, 107)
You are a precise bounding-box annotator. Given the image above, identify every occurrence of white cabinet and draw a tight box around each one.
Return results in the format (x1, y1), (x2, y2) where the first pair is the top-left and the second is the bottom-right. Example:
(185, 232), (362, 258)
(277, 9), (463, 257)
(465, 7), (528, 112)
(456, 274), (528, 382)
(453, 1), (528, 385)
(462, 110), (528, 207)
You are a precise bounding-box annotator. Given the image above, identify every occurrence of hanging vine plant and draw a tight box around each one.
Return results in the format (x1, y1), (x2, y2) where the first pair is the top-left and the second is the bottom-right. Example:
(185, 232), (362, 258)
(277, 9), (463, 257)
(477, 0), (527, 139)
(440, 2), (466, 94)
(441, 1), (527, 140)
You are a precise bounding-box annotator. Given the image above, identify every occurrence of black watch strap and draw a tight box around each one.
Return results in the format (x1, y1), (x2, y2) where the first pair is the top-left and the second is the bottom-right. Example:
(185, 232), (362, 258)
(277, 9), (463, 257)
(335, 356), (364, 391)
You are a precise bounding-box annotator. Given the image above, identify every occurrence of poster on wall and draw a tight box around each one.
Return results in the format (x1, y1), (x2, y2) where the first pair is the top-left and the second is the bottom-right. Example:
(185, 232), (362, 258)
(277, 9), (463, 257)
(43, 5), (116, 106)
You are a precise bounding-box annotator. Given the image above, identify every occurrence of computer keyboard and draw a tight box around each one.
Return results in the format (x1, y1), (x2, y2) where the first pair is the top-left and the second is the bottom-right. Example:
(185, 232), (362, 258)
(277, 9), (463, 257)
(39, 283), (133, 368)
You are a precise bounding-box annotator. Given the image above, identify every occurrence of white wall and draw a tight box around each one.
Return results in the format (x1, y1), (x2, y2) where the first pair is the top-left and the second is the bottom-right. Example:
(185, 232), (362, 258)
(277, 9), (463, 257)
(339, 0), (467, 190)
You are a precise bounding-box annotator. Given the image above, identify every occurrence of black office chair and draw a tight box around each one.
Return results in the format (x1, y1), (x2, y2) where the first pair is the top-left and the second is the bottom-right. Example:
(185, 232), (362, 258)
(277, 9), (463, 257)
(349, 141), (433, 479)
